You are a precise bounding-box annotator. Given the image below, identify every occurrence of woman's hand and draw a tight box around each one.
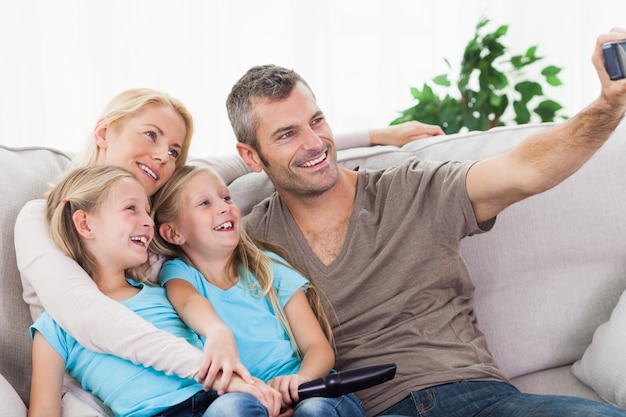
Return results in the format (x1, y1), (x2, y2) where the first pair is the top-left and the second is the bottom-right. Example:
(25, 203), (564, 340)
(223, 376), (283, 417)
(199, 321), (253, 394)
(369, 121), (444, 147)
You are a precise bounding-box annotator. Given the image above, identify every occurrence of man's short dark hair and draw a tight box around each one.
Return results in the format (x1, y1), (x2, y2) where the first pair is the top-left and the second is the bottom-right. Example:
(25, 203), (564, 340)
(226, 64), (313, 149)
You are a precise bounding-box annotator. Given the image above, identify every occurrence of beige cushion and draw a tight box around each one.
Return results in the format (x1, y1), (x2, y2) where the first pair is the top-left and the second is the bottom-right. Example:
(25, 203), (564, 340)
(572, 289), (626, 407)
(0, 373), (26, 417)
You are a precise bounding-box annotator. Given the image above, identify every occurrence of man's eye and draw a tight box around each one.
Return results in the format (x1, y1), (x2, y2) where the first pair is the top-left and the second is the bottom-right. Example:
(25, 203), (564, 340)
(168, 149), (180, 159)
(311, 117), (324, 125)
(279, 131), (293, 140)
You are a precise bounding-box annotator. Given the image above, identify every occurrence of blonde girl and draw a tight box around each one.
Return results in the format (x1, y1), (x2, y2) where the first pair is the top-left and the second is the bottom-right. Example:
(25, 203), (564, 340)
(151, 165), (365, 417)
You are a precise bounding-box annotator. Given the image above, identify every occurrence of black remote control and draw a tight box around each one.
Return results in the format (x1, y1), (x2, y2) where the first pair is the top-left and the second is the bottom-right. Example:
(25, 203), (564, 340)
(297, 363), (397, 401)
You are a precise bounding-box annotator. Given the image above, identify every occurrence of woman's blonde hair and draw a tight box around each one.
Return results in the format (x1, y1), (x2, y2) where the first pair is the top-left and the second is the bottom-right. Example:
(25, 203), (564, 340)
(150, 165), (334, 353)
(73, 88), (194, 170)
(46, 165), (148, 280)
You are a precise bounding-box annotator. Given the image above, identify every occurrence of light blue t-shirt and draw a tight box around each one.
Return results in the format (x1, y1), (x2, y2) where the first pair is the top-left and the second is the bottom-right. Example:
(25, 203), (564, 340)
(159, 253), (308, 382)
(30, 281), (204, 417)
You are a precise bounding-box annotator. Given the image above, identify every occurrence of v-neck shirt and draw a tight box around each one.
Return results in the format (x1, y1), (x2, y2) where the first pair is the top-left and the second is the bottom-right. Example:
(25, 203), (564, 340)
(243, 157), (505, 415)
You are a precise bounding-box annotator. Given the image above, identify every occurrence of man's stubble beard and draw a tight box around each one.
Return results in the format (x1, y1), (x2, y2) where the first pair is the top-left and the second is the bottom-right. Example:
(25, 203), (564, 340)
(256, 145), (339, 199)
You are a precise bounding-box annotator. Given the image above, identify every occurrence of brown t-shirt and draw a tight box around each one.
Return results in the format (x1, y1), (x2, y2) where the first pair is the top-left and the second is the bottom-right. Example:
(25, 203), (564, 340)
(244, 158), (507, 416)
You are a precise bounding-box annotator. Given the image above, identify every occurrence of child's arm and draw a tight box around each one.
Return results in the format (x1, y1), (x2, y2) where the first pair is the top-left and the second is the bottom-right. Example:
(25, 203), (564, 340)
(28, 331), (65, 417)
(164, 278), (253, 393)
(267, 289), (335, 406)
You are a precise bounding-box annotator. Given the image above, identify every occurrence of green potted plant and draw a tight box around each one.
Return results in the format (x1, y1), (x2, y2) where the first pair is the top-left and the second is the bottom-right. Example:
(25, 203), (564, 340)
(391, 18), (568, 134)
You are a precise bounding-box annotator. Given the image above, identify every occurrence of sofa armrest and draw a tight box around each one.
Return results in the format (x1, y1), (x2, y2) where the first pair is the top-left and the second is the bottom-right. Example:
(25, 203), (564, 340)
(0, 373), (26, 417)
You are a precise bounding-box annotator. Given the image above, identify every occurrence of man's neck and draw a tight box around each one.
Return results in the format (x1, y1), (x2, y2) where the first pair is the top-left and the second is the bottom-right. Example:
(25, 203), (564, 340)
(280, 168), (358, 266)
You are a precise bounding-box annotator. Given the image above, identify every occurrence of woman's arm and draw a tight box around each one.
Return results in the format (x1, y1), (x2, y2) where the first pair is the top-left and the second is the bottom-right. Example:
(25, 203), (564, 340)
(15, 199), (202, 379)
(335, 121), (444, 150)
(28, 332), (64, 417)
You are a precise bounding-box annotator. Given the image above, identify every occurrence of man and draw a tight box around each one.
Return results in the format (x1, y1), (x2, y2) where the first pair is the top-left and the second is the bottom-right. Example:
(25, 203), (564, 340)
(226, 29), (626, 417)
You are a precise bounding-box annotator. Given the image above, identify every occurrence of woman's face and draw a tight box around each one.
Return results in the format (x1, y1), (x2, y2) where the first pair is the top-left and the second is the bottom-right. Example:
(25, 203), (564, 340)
(95, 103), (187, 196)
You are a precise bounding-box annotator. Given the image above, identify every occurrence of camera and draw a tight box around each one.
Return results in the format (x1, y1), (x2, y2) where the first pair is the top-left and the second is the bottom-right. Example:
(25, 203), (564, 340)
(603, 40), (626, 80)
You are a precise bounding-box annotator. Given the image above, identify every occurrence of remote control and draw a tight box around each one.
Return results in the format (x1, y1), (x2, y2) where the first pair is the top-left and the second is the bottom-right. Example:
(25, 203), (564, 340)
(297, 363), (396, 401)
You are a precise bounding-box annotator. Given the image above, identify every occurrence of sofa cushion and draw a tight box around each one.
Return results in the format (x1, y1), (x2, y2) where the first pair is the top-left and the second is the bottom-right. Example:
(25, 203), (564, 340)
(457, 125), (626, 380)
(0, 372), (27, 417)
(0, 145), (71, 405)
(511, 365), (602, 401)
(572, 288), (626, 407)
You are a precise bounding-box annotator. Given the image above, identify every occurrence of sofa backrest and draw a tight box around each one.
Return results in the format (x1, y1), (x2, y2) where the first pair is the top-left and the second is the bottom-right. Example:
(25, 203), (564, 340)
(3, 120), (626, 406)
(0, 145), (71, 404)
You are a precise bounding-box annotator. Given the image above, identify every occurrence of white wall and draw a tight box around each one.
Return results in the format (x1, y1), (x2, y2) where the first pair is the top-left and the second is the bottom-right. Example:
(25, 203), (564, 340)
(1, 0), (625, 158)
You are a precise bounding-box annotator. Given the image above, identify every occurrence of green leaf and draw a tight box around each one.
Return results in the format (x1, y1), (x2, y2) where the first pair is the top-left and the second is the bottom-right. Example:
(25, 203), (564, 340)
(513, 100), (531, 124)
(541, 65), (561, 76)
(510, 55), (524, 69)
(433, 74), (451, 87)
(410, 86), (421, 100)
(546, 75), (562, 86)
(476, 18), (490, 31)
(534, 100), (563, 122)
(526, 45), (538, 58)
(515, 81), (543, 103)
(494, 24), (508, 37)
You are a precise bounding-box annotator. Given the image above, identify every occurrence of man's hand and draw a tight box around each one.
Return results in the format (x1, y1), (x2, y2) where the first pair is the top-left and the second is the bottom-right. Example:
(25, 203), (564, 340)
(593, 27), (626, 114)
(198, 322), (253, 394)
(369, 121), (444, 147)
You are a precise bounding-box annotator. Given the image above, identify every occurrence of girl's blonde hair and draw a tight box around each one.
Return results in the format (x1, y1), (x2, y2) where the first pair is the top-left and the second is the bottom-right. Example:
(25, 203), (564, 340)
(73, 88), (194, 169)
(46, 166), (148, 280)
(150, 165), (334, 353)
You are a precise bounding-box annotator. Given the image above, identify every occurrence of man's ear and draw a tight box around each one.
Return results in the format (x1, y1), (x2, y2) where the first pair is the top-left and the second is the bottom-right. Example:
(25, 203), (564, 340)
(159, 222), (185, 245)
(236, 142), (264, 173)
(72, 210), (94, 239)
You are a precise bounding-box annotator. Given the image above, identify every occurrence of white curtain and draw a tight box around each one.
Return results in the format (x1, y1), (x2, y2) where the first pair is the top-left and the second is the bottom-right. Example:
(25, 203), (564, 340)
(1, 0), (624, 158)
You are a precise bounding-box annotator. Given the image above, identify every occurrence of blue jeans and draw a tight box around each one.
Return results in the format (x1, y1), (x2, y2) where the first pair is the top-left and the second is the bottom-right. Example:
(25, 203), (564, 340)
(153, 390), (269, 417)
(294, 393), (365, 417)
(378, 381), (626, 417)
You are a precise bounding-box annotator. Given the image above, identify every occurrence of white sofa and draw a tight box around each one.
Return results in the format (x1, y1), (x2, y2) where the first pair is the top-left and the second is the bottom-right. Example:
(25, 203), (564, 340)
(3, 120), (626, 416)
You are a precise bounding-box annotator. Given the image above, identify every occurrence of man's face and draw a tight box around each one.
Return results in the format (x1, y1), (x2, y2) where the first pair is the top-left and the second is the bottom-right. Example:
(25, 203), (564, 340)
(249, 82), (339, 198)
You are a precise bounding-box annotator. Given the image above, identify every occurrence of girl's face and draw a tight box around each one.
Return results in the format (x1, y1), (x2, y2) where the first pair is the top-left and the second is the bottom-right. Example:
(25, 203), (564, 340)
(168, 171), (241, 260)
(85, 177), (154, 274)
(95, 103), (187, 196)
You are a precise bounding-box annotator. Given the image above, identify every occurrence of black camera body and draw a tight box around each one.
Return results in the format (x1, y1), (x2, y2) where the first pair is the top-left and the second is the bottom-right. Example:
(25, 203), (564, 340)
(603, 40), (626, 80)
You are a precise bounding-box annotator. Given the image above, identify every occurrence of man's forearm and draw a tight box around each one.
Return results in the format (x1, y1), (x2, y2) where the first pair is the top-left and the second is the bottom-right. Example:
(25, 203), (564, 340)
(511, 98), (625, 194)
